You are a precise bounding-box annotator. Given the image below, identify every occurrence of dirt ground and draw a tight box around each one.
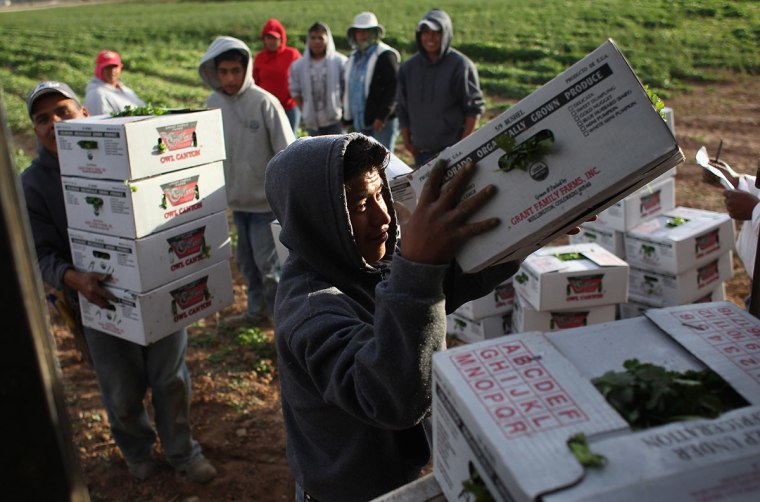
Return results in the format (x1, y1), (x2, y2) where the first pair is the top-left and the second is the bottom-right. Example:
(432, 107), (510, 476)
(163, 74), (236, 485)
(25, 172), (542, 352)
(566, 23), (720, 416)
(50, 76), (760, 502)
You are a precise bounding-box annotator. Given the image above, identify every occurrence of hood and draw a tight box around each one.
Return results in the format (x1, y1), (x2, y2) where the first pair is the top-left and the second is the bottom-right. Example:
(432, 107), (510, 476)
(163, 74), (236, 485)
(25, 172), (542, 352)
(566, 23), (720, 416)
(198, 36), (254, 95)
(304, 22), (337, 60)
(416, 8), (453, 61)
(261, 18), (288, 50)
(265, 134), (398, 284)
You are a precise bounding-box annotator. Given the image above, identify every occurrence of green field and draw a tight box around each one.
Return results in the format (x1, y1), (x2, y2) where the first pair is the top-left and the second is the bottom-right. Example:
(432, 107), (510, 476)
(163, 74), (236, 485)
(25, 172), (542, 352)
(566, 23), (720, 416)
(2, 0), (759, 166)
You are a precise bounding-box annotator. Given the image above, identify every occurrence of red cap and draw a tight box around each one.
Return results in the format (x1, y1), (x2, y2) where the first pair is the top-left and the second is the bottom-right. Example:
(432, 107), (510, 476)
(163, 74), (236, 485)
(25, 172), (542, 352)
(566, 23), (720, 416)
(94, 50), (122, 80)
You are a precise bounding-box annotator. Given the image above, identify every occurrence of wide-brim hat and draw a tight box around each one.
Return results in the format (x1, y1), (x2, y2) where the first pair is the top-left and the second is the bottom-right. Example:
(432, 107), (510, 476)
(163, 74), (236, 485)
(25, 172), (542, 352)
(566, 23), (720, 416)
(348, 11), (385, 37)
(26, 81), (81, 117)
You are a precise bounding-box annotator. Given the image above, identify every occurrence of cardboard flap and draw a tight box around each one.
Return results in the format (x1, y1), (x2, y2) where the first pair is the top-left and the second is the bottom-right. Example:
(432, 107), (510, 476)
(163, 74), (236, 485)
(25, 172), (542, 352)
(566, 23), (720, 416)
(645, 302), (760, 406)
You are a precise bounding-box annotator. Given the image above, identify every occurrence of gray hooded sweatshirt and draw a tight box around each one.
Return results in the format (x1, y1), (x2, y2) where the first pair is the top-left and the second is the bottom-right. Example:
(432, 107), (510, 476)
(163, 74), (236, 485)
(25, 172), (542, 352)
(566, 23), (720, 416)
(198, 36), (294, 213)
(265, 133), (518, 501)
(289, 23), (348, 131)
(397, 8), (485, 154)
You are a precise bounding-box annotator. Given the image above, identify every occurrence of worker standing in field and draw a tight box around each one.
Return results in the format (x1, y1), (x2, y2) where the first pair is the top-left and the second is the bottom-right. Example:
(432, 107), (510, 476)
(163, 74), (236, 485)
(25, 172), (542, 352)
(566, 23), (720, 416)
(343, 12), (401, 151)
(21, 81), (217, 484)
(199, 36), (294, 329)
(265, 133), (520, 501)
(83, 50), (146, 115)
(289, 22), (348, 136)
(253, 18), (302, 137)
(397, 8), (485, 167)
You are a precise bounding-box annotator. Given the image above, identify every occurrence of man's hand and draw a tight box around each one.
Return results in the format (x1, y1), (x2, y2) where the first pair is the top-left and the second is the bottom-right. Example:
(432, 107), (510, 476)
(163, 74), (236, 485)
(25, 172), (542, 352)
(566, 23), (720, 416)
(63, 269), (117, 309)
(723, 189), (759, 220)
(709, 160), (740, 189)
(400, 160), (499, 265)
(373, 118), (385, 133)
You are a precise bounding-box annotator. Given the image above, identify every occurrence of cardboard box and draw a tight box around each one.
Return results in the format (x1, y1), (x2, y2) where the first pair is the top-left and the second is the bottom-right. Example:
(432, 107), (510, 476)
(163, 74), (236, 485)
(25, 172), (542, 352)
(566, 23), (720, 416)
(55, 109), (226, 180)
(409, 39), (683, 272)
(387, 154), (418, 220)
(68, 210), (231, 293)
(568, 223), (625, 259)
(79, 260), (233, 345)
(455, 279), (515, 320)
(628, 251), (733, 307)
(432, 302), (760, 502)
(270, 220), (289, 265)
(447, 312), (513, 344)
(512, 292), (616, 333)
(624, 206), (735, 274)
(618, 283), (726, 319)
(62, 161), (227, 239)
(513, 243), (629, 311)
(583, 175), (675, 232)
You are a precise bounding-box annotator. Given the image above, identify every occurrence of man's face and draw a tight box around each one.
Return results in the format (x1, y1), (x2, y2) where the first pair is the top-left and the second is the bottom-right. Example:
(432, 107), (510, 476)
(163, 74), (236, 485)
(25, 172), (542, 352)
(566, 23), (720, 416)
(264, 34), (282, 52)
(31, 94), (88, 155)
(308, 30), (328, 58)
(102, 65), (121, 85)
(420, 26), (442, 58)
(353, 28), (371, 45)
(216, 60), (245, 96)
(345, 169), (392, 263)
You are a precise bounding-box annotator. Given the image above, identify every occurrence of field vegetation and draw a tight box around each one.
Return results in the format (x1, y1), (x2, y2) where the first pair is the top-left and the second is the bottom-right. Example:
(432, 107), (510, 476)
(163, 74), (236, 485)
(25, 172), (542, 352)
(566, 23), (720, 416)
(1, 0), (759, 168)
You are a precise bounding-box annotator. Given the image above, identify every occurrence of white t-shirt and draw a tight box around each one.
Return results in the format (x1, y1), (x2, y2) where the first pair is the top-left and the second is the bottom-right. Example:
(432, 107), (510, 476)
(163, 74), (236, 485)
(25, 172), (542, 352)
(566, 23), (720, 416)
(308, 58), (330, 128)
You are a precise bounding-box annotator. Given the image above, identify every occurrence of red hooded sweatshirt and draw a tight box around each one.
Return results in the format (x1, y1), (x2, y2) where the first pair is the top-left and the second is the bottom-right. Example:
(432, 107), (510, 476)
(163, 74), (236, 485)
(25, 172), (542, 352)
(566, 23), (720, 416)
(253, 18), (301, 111)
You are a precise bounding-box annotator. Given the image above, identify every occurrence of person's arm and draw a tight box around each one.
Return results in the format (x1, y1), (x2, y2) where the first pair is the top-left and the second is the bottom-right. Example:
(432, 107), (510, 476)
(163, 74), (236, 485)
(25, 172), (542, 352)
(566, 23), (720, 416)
(461, 115), (478, 139)
(400, 126), (419, 157)
(369, 50), (399, 129)
(288, 60), (303, 109)
(263, 96), (296, 151)
(458, 58), (485, 139)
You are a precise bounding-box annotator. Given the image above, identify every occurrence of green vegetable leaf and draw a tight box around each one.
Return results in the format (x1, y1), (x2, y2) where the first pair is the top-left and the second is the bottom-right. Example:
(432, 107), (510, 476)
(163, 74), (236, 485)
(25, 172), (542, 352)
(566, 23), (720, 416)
(494, 129), (554, 173)
(111, 103), (168, 117)
(567, 433), (606, 468)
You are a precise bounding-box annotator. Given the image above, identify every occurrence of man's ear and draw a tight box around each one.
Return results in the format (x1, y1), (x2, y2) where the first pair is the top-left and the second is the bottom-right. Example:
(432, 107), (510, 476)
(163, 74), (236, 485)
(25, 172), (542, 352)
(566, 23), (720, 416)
(82, 107), (90, 118)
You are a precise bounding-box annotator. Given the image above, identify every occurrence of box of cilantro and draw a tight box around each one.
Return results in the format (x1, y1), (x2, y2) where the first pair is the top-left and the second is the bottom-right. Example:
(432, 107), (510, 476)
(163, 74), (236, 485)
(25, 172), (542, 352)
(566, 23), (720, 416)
(409, 39), (684, 273)
(55, 108), (226, 180)
(432, 301), (760, 502)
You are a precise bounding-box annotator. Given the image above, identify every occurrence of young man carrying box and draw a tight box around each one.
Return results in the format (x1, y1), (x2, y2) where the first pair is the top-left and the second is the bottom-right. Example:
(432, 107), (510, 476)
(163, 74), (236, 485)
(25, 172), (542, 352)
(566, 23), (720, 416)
(20, 81), (216, 484)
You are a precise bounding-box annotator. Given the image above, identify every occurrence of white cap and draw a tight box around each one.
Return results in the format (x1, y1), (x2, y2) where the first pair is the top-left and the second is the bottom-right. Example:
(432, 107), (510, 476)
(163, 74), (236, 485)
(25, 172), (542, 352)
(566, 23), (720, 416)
(416, 19), (442, 32)
(349, 12), (384, 37)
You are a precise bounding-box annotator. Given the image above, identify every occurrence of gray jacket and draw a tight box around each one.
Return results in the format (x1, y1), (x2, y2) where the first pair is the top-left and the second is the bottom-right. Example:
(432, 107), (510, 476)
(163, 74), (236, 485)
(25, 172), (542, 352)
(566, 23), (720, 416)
(397, 8), (485, 153)
(198, 36), (294, 212)
(289, 24), (348, 130)
(265, 133), (517, 501)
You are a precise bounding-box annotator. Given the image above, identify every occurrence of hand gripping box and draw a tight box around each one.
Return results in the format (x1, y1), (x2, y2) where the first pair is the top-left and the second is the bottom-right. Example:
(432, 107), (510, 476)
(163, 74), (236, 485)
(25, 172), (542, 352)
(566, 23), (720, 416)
(432, 302), (760, 502)
(513, 243), (629, 311)
(583, 175), (675, 232)
(68, 210), (231, 293)
(624, 206), (735, 275)
(511, 292), (616, 333)
(447, 312), (513, 344)
(62, 161), (227, 239)
(455, 278), (515, 320)
(55, 109), (226, 180)
(79, 260), (233, 345)
(568, 223), (625, 259)
(628, 251), (733, 307)
(409, 39), (684, 273)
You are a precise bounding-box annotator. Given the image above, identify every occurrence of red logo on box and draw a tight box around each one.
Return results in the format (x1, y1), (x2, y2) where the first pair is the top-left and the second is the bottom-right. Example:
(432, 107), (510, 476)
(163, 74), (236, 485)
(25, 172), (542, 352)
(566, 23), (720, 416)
(550, 311), (589, 330)
(494, 282), (515, 307)
(170, 276), (209, 310)
(697, 260), (720, 288)
(695, 229), (720, 258)
(156, 121), (198, 151)
(161, 175), (200, 206)
(639, 190), (661, 217)
(167, 226), (206, 258)
(566, 274), (604, 296)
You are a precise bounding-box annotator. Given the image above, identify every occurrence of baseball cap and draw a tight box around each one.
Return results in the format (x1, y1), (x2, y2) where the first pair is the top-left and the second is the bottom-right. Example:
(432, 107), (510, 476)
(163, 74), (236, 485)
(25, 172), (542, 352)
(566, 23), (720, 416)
(416, 19), (442, 32)
(348, 12), (385, 37)
(264, 30), (281, 39)
(95, 50), (123, 79)
(26, 81), (81, 117)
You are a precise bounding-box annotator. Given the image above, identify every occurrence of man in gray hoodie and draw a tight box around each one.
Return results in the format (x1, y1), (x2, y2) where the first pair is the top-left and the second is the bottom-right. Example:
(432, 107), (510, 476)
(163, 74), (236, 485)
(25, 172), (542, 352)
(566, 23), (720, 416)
(199, 36), (295, 328)
(265, 133), (519, 501)
(289, 22), (347, 136)
(397, 9), (485, 167)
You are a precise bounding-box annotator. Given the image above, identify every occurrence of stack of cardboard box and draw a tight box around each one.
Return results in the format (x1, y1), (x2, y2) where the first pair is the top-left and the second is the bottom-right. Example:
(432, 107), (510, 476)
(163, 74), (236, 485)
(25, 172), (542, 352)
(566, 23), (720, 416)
(511, 243), (628, 332)
(446, 278), (516, 344)
(55, 109), (234, 345)
(619, 206), (734, 317)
